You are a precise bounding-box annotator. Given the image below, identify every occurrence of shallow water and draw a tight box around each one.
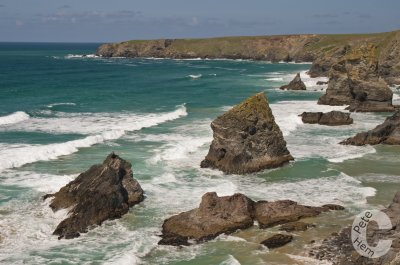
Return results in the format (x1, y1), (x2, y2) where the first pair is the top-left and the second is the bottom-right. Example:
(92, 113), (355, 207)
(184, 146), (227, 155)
(0, 43), (399, 264)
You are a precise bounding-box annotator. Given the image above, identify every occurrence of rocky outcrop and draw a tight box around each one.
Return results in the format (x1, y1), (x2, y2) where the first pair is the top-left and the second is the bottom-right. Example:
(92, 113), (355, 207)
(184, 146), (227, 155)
(341, 111), (400, 145)
(45, 153), (144, 239)
(300, 111), (353, 126)
(311, 191), (400, 265)
(280, 73), (306, 90)
(261, 234), (294, 249)
(315, 38), (400, 112)
(279, 221), (315, 232)
(200, 92), (293, 174)
(159, 192), (344, 246)
(254, 200), (340, 229)
(159, 192), (255, 246)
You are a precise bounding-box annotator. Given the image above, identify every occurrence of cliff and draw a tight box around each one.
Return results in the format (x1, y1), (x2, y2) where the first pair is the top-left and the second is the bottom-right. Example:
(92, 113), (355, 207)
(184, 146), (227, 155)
(96, 30), (400, 85)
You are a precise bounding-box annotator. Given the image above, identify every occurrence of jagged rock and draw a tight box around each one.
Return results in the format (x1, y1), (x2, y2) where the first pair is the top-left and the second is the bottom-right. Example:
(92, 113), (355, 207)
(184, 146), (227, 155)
(159, 192), (255, 245)
(254, 200), (333, 229)
(45, 153), (144, 239)
(200, 92), (293, 174)
(280, 73), (307, 90)
(261, 234), (294, 249)
(311, 191), (400, 264)
(301, 111), (353, 126)
(317, 46), (395, 112)
(159, 193), (344, 246)
(279, 222), (315, 232)
(341, 111), (400, 145)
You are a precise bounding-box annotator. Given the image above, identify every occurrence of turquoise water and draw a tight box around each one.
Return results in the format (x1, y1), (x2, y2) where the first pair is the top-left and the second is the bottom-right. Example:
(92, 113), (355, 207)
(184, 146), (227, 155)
(0, 43), (399, 265)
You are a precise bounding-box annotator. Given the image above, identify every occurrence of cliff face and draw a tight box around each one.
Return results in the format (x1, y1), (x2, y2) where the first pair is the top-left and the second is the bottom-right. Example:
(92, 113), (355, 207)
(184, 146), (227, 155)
(96, 35), (318, 62)
(96, 30), (400, 86)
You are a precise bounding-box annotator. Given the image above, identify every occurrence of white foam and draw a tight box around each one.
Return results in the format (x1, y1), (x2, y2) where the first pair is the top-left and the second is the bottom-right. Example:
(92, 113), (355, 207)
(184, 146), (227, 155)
(2, 105), (187, 135)
(228, 172), (376, 207)
(265, 77), (283, 81)
(270, 100), (345, 136)
(270, 100), (383, 162)
(65, 54), (99, 59)
(286, 254), (333, 265)
(0, 131), (124, 171)
(219, 255), (241, 265)
(188, 74), (202, 79)
(46, 102), (76, 108)
(0, 111), (30, 126)
(0, 106), (187, 171)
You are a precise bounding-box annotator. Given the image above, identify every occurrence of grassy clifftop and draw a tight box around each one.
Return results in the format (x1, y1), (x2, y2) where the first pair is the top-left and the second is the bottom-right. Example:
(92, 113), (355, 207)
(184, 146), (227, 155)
(96, 30), (400, 83)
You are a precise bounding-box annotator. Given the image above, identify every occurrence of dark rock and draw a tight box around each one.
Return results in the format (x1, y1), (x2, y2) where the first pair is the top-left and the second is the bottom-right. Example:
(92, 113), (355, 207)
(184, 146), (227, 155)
(322, 204), (345, 211)
(254, 200), (329, 229)
(279, 222), (315, 232)
(261, 234), (294, 249)
(159, 192), (255, 245)
(280, 73), (307, 90)
(317, 81), (328, 85)
(201, 92), (293, 174)
(341, 111), (400, 145)
(311, 191), (400, 264)
(46, 153), (144, 239)
(301, 111), (353, 126)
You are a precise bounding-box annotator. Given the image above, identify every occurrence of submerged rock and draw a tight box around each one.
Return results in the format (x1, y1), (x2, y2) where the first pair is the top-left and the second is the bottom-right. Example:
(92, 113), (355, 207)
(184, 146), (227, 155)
(45, 153), (144, 239)
(312, 191), (400, 264)
(159, 192), (255, 245)
(301, 111), (353, 126)
(341, 111), (400, 145)
(261, 234), (294, 249)
(280, 73), (306, 90)
(200, 92), (293, 174)
(159, 193), (344, 246)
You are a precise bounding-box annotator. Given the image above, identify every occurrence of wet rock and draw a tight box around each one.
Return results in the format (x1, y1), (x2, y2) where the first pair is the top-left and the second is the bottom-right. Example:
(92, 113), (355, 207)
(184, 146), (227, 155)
(254, 200), (330, 228)
(280, 73), (306, 90)
(201, 92), (293, 174)
(159, 192), (255, 245)
(301, 111), (353, 126)
(312, 191), (400, 264)
(45, 153), (144, 239)
(279, 222), (316, 232)
(159, 193), (345, 246)
(261, 234), (294, 249)
(341, 111), (400, 145)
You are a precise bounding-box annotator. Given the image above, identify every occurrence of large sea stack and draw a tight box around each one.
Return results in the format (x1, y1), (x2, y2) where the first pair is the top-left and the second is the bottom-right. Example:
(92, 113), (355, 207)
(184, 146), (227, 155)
(45, 153), (144, 239)
(200, 92), (293, 174)
(341, 111), (400, 145)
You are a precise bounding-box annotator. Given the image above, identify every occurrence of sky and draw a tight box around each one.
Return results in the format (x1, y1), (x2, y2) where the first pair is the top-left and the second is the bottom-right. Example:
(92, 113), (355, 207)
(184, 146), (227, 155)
(0, 0), (400, 42)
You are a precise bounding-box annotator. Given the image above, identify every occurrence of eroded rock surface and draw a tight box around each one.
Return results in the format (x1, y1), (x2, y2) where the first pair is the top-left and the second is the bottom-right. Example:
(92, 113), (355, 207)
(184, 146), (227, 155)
(159, 193), (344, 246)
(280, 73), (306, 90)
(45, 153), (144, 239)
(341, 111), (400, 145)
(311, 191), (400, 265)
(301, 111), (353, 126)
(201, 92), (293, 174)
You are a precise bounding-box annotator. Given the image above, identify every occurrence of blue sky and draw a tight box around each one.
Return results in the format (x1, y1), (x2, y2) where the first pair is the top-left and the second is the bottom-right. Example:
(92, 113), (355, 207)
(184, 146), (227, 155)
(1, 0), (399, 42)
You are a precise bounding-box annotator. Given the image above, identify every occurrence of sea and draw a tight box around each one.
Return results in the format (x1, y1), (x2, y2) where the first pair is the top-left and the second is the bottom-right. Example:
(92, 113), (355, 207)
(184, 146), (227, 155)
(0, 43), (399, 265)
